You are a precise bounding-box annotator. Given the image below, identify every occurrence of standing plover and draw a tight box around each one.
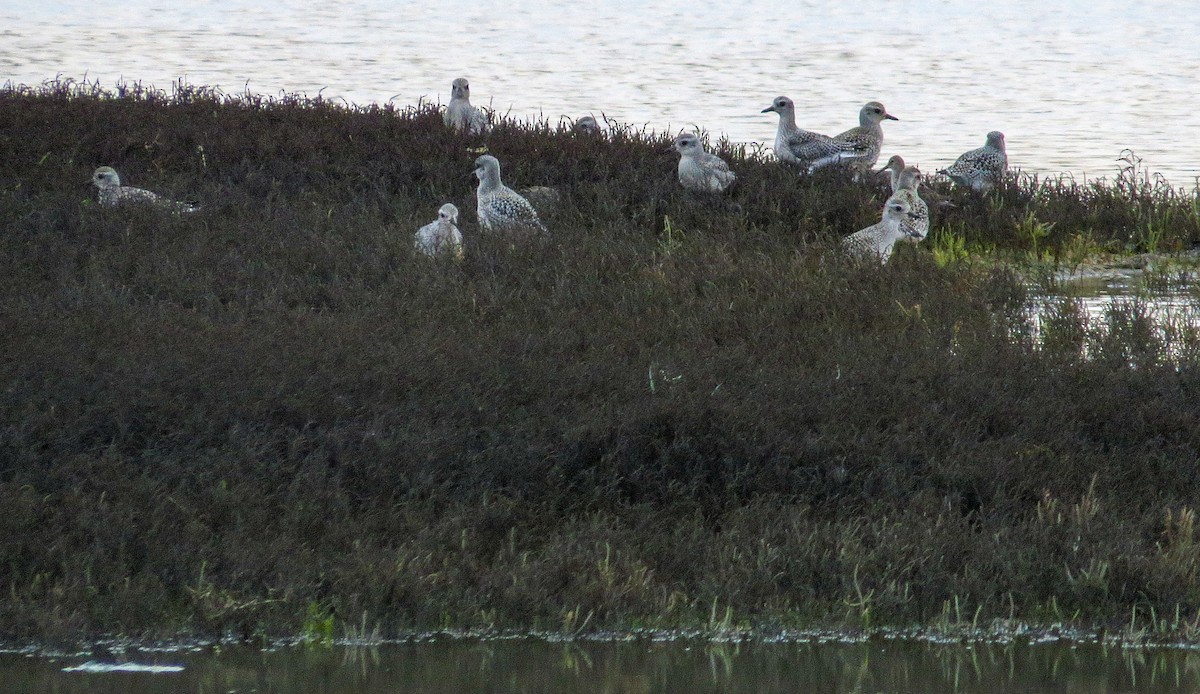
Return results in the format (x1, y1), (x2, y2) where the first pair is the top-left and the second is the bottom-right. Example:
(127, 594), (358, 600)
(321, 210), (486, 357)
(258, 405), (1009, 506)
(761, 96), (829, 167)
(671, 132), (736, 193)
(474, 155), (547, 236)
(939, 131), (1007, 192)
(443, 77), (488, 135)
(806, 101), (898, 174)
(878, 157), (929, 241)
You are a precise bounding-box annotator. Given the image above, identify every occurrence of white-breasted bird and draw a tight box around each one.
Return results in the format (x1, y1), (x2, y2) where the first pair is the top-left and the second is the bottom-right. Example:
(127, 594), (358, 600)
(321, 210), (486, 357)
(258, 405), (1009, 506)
(443, 77), (488, 135)
(473, 155), (547, 236)
(671, 132), (736, 193)
(415, 203), (464, 259)
(91, 166), (199, 213)
(879, 156), (929, 241)
(842, 195), (924, 263)
(761, 95), (829, 167)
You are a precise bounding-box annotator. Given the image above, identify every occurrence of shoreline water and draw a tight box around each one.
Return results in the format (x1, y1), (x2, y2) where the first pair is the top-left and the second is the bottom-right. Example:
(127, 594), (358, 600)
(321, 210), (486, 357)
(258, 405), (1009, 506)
(5, 1), (1200, 184)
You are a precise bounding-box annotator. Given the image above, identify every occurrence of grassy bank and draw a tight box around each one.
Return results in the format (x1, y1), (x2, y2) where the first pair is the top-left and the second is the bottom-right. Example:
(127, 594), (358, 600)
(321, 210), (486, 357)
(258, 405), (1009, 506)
(4, 80), (1200, 645)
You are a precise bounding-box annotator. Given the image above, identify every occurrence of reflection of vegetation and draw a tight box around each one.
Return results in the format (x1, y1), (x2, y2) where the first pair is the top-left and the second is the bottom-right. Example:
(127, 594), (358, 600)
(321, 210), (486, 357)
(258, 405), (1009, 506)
(5, 80), (1200, 646)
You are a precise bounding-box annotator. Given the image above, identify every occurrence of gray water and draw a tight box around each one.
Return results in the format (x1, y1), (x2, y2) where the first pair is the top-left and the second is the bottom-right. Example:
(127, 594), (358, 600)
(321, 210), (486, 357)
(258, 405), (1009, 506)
(2, 0), (1199, 184)
(4, 638), (1200, 693)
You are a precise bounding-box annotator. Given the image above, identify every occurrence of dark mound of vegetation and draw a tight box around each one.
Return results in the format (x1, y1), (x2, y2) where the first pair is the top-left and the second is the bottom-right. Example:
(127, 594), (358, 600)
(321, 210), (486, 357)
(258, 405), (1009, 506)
(3, 80), (1200, 644)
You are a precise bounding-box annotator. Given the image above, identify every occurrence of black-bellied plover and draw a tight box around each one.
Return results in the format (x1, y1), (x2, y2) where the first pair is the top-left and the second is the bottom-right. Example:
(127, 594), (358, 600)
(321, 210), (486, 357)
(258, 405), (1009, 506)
(892, 170), (929, 242)
(842, 196), (923, 263)
(878, 157), (929, 241)
(573, 115), (601, 135)
(880, 155), (907, 192)
(415, 203), (464, 259)
(939, 131), (1007, 192)
(91, 166), (199, 213)
(760, 95), (829, 167)
(671, 132), (736, 193)
(443, 78), (488, 135)
(474, 155), (547, 236)
(806, 101), (898, 174)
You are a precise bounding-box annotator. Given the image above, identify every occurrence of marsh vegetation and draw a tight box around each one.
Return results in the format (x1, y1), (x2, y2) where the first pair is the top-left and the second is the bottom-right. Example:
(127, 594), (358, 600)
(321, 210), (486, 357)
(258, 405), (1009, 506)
(3, 81), (1200, 645)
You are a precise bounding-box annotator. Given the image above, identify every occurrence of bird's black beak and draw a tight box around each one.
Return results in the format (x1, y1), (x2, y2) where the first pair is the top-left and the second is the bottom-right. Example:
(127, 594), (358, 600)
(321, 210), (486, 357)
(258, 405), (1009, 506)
(760, 106), (775, 114)
(885, 114), (899, 121)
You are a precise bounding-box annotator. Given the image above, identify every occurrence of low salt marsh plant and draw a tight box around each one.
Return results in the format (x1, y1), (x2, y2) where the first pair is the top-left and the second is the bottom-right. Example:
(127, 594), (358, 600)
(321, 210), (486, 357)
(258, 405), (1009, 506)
(4, 80), (1200, 644)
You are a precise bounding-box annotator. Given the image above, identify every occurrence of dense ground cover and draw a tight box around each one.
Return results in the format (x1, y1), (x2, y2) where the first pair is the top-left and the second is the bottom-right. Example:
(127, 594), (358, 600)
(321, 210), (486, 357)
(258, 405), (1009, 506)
(3, 81), (1200, 644)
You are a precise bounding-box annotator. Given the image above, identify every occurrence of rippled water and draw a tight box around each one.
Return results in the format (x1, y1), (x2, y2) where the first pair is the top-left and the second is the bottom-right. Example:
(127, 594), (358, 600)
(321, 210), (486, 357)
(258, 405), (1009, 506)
(3, 1), (1199, 184)
(5, 638), (1200, 693)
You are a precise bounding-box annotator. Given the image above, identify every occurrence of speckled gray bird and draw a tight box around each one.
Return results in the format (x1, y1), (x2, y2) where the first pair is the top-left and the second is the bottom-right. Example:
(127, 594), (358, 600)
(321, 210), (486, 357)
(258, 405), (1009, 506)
(761, 95), (829, 166)
(842, 195), (923, 263)
(940, 131), (1007, 192)
(474, 155), (547, 236)
(415, 203), (464, 259)
(671, 132), (736, 193)
(805, 101), (898, 174)
(877, 156), (929, 241)
(443, 77), (488, 135)
(91, 166), (199, 213)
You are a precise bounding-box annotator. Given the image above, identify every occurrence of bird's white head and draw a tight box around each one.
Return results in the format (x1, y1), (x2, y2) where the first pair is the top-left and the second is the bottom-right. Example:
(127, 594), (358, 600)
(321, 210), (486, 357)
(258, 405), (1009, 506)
(880, 155), (906, 175)
(883, 196), (912, 223)
(474, 154), (501, 185)
(451, 78), (470, 101)
(761, 95), (795, 115)
(861, 101), (899, 125)
(92, 166), (121, 188)
(671, 132), (704, 156)
(438, 203), (459, 225)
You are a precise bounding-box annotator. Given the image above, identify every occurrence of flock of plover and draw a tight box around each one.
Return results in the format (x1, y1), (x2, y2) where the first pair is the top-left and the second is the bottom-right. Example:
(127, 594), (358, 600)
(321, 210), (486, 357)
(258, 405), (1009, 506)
(90, 77), (1009, 264)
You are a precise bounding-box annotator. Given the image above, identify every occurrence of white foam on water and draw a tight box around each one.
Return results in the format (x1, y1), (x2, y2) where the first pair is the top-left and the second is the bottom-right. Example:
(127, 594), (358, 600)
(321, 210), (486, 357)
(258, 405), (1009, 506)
(61, 660), (185, 673)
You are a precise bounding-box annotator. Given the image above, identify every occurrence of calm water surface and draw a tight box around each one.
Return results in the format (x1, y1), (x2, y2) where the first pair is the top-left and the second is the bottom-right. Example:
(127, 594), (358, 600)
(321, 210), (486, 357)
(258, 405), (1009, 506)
(2, 1), (1199, 184)
(4, 638), (1200, 693)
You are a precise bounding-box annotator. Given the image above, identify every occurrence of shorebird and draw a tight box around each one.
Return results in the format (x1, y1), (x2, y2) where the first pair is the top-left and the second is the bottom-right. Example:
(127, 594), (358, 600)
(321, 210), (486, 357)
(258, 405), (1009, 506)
(761, 95), (829, 167)
(939, 131), (1007, 192)
(880, 155), (908, 192)
(443, 77), (488, 135)
(414, 203), (464, 259)
(473, 155), (547, 236)
(91, 166), (199, 213)
(806, 101), (898, 174)
(879, 156), (929, 241)
(842, 195), (923, 263)
(671, 132), (736, 193)
(573, 115), (601, 135)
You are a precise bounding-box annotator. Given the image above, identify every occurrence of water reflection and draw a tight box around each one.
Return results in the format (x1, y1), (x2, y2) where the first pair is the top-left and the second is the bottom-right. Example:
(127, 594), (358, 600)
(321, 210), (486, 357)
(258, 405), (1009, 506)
(4, 638), (1200, 693)
(1029, 266), (1200, 360)
(2, 0), (1199, 183)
